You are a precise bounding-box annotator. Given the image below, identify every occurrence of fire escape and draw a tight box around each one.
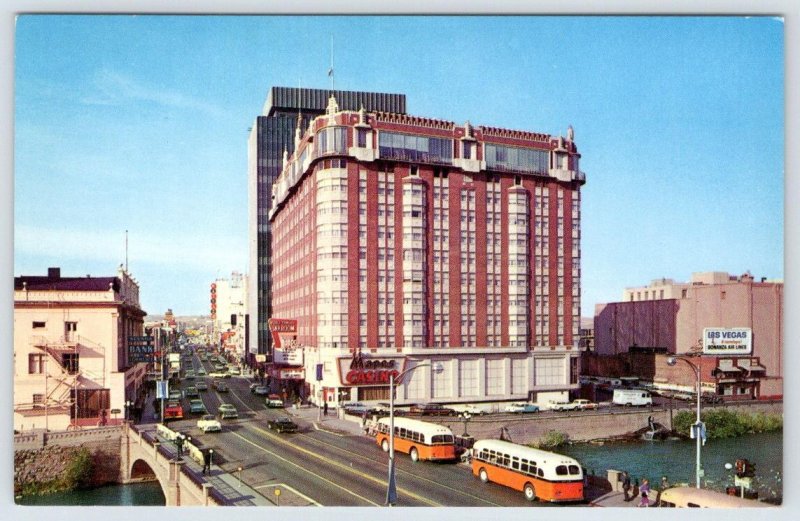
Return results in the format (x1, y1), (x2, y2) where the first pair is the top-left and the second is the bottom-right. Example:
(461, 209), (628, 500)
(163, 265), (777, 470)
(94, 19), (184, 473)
(30, 331), (107, 420)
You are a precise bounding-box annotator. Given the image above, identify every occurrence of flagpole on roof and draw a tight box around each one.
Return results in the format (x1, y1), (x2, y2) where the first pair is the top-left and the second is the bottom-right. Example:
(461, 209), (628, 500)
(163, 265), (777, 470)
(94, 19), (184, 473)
(329, 34), (335, 93)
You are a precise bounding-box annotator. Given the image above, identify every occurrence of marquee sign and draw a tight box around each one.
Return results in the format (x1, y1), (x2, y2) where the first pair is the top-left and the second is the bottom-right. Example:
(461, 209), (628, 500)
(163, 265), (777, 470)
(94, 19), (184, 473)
(338, 351), (406, 386)
(703, 328), (753, 355)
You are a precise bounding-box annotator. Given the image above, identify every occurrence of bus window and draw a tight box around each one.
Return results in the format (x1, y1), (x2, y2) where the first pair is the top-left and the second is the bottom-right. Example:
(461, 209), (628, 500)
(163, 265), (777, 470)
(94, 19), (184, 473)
(556, 465), (569, 476)
(569, 465), (580, 475)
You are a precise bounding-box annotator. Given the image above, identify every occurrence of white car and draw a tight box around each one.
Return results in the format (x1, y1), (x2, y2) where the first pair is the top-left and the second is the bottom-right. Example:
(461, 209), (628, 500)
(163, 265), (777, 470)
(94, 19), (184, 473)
(197, 414), (222, 433)
(504, 402), (540, 414)
(450, 404), (485, 415)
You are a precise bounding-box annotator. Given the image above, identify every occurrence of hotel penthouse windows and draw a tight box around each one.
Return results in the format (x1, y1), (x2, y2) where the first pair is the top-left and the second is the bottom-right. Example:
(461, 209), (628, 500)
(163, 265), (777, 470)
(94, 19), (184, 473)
(378, 132), (453, 164)
(485, 144), (549, 175)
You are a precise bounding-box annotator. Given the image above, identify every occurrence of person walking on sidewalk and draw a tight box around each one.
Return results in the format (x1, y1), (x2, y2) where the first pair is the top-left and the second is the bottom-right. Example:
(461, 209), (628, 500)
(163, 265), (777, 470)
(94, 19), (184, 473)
(202, 449), (212, 475)
(622, 471), (632, 501)
(639, 479), (651, 507)
(323, 401), (328, 416)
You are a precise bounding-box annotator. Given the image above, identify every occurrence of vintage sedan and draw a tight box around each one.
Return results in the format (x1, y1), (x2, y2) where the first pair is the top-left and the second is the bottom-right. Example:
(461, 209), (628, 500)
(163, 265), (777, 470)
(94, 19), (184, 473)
(195, 381), (208, 391)
(218, 403), (239, 419)
(253, 385), (269, 396)
(409, 403), (456, 416)
(266, 394), (284, 408)
(503, 402), (540, 414)
(267, 417), (298, 433)
(188, 399), (207, 414)
(197, 414), (222, 433)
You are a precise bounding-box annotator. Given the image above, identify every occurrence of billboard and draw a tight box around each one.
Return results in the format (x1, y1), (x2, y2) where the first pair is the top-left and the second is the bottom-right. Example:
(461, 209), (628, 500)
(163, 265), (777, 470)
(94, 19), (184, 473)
(703, 328), (753, 355)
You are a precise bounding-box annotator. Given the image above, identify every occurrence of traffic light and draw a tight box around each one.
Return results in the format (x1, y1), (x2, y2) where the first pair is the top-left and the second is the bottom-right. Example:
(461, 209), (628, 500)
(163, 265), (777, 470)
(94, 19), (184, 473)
(735, 458), (755, 478)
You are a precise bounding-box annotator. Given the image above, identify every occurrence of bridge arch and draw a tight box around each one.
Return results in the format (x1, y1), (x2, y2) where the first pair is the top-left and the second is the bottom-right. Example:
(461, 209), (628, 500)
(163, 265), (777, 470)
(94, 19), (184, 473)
(128, 458), (167, 502)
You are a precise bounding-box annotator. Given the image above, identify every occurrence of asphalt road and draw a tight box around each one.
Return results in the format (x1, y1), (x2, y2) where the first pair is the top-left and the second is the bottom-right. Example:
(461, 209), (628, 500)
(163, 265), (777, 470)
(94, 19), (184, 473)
(163, 351), (551, 507)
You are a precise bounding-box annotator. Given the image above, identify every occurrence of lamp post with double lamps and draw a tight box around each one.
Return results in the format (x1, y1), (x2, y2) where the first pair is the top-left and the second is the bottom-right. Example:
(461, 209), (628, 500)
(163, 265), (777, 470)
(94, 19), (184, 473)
(667, 356), (704, 488)
(386, 361), (444, 506)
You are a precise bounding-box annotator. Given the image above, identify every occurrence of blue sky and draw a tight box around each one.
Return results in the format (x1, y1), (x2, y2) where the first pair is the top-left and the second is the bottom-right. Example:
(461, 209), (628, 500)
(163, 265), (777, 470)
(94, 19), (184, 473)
(13, 15), (784, 317)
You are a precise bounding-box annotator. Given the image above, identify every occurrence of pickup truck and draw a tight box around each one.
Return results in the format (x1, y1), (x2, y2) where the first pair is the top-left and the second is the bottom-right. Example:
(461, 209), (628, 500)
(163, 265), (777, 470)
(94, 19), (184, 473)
(549, 400), (597, 412)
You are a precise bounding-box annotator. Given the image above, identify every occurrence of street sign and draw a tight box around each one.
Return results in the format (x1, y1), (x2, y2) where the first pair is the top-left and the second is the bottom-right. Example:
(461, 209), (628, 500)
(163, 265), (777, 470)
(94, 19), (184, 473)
(156, 380), (168, 399)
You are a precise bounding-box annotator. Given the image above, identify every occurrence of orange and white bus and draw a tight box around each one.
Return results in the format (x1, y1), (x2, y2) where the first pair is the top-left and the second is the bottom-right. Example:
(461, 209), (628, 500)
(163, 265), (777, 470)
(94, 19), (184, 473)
(471, 439), (584, 502)
(375, 417), (457, 462)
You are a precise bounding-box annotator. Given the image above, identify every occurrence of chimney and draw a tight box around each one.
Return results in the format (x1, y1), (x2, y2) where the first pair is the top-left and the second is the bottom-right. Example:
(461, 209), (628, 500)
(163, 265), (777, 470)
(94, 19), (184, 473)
(47, 267), (61, 279)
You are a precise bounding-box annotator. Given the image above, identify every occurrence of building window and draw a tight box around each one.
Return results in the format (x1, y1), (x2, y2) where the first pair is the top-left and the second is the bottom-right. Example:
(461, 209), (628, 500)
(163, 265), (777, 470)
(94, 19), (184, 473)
(463, 141), (472, 159)
(32, 394), (45, 409)
(721, 291), (726, 300)
(570, 357), (578, 384)
(682, 289), (688, 298)
(32, 321), (46, 328)
(62, 353), (79, 375)
(28, 354), (45, 374)
(357, 128), (368, 148)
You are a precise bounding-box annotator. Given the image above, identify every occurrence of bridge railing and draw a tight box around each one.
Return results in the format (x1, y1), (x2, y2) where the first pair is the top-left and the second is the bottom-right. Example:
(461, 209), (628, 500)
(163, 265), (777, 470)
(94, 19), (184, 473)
(129, 424), (226, 506)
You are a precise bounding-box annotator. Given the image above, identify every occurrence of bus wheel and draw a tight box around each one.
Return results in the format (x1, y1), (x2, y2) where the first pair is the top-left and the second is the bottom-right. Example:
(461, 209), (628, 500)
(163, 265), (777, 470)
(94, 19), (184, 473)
(524, 483), (536, 501)
(479, 468), (489, 483)
(382, 439), (389, 452)
(410, 447), (419, 462)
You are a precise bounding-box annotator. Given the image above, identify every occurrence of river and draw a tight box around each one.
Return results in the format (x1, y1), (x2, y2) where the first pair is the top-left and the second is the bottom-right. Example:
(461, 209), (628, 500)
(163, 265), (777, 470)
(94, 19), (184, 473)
(560, 430), (783, 502)
(16, 481), (165, 506)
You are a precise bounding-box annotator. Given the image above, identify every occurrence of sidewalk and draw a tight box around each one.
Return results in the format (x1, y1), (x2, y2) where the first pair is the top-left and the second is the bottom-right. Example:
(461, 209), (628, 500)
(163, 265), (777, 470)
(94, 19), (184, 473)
(287, 404), (367, 437)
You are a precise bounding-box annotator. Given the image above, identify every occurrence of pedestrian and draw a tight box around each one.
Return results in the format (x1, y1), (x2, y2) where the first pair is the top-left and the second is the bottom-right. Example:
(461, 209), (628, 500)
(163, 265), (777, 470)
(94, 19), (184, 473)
(323, 401), (328, 416)
(622, 471), (632, 501)
(660, 475), (670, 490)
(639, 478), (651, 507)
(202, 449), (212, 475)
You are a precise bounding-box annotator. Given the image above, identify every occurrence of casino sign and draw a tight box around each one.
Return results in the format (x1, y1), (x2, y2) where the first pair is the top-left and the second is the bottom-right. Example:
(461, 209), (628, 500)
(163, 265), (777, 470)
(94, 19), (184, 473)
(338, 351), (406, 386)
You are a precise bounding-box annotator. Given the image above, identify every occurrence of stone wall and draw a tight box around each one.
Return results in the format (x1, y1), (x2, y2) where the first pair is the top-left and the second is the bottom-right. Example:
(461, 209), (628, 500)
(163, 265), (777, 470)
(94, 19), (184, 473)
(14, 427), (123, 496)
(435, 402), (783, 445)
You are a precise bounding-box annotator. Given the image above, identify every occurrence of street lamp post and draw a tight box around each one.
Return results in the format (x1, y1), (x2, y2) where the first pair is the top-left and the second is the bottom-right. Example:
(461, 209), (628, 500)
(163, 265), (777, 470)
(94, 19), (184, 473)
(386, 361), (444, 506)
(667, 356), (703, 488)
(460, 412), (472, 437)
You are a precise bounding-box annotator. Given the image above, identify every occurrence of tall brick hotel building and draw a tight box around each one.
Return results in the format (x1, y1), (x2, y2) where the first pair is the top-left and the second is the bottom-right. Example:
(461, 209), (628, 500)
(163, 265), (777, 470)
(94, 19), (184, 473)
(261, 89), (586, 406)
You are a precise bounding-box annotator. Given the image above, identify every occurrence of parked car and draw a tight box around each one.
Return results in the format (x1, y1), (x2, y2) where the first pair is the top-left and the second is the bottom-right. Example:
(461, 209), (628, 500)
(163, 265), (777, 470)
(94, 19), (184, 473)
(701, 392), (723, 404)
(197, 414), (222, 433)
(184, 386), (199, 397)
(196, 381), (208, 391)
(253, 385), (269, 396)
(571, 399), (598, 410)
(450, 404), (485, 416)
(267, 417), (298, 433)
(227, 366), (241, 375)
(266, 394), (284, 408)
(163, 401), (184, 421)
(215, 381), (229, 393)
(342, 402), (371, 415)
(218, 404), (239, 419)
(672, 392), (695, 402)
(188, 399), (207, 414)
(409, 403), (455, 416)
(504, 402), (540, 414)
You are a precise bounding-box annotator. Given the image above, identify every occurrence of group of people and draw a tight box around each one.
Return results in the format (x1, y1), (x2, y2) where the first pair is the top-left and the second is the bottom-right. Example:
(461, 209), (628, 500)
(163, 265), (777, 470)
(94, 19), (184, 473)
(621, 472), (653, 507)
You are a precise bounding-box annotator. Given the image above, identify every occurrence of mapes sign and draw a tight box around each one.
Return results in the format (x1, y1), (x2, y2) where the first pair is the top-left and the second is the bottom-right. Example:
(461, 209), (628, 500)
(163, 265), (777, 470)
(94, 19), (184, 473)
(338, 351), (406, 386)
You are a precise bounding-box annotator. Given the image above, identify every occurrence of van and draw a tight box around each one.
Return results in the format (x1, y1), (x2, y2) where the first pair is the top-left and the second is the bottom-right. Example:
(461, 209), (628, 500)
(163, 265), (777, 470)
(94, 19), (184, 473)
(612, 388), (652, 406)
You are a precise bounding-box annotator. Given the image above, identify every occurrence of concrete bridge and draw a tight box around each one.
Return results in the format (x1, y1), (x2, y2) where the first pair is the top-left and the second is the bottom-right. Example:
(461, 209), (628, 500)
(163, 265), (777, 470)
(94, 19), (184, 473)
(15, 423), (271, 506)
